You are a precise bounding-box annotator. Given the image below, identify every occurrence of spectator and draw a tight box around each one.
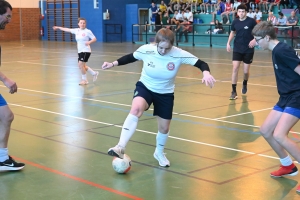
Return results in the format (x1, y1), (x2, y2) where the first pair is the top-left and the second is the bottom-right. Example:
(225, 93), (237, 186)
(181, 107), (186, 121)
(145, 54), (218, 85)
(178, 22), (192, 42)
(267, 12), (277, 25)
(277, 12), (287, 25)
(286, 10), (299, 45)
(211, 0), (225, 22)
(159, 1), (168, 23)
(279, 0), (289, 10)
(200, 0), (212, 14)
(161, 12), (171, 29)
(150, 3), (159, 32)
(276, 12), (287, 36)
(220, 0), (235, 24)
(254, 7), (262, 23)
(213, 19), (225, 33)
(247, 8), (256, 18)
(268, 0), (281, 12)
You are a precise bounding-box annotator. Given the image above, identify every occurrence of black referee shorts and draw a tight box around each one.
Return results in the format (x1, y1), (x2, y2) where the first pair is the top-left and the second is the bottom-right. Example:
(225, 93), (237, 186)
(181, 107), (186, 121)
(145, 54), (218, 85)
(232, 52), (254, 64)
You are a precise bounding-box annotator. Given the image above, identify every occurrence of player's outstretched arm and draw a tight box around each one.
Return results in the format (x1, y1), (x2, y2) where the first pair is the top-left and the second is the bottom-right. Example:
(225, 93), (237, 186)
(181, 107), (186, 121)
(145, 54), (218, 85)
(102, 61), (117, 70)
(102, 53), (138, 70)
(193, 59), (216, 88)
(0, 71), (17, 94)
(202, 71), (216, 88)
(52, 26), (71, 32)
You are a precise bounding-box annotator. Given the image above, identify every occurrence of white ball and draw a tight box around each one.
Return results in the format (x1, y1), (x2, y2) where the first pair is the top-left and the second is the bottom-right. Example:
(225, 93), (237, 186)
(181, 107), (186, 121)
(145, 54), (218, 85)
(112, 154), (131, 174)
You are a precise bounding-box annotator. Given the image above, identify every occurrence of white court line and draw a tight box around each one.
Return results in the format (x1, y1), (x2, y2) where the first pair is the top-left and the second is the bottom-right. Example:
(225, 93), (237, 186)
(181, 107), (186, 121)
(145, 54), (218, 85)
(8, 103), (257, 155)
(1, 85), (291, 134)
(214, 108), (272, 120)
(14, 61), (277, 88)
(10, 102), (295, 162)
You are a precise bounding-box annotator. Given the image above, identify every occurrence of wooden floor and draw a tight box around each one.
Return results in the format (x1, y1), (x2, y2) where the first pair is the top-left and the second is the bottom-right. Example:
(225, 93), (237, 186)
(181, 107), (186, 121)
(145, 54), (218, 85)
(1, 40), (300, 200)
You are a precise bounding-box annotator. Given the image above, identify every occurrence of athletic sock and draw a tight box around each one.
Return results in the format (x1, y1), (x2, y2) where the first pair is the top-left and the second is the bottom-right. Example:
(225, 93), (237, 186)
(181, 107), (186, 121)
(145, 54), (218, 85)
(87, 67), (96, 75)
(280, 155), (293, 167)
(232, 84), (237, 93)
(243, 80), (248, 85)
(81, 74), (87, 80)
(155, 131), (169, 153)
(118, 114), (139, 148)
(0, 148), (9, 162)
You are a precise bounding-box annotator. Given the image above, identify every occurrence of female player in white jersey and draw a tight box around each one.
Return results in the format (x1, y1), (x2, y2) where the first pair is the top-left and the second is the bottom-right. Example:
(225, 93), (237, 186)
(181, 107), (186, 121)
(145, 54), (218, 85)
(102, 28), (216, 167)
(53, 18), (98, 85)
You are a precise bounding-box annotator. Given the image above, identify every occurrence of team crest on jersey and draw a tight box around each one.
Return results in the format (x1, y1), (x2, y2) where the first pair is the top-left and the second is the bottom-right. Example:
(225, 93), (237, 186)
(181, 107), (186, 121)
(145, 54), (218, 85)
(244, 26), (249, 29)
(166, 62), (175, 71)
(82, 33), (86, 37)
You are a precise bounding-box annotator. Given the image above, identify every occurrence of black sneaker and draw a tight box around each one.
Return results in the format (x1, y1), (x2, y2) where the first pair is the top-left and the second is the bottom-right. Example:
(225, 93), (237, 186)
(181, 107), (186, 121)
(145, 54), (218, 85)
(242, 85), (247, 94)
(0, 156), (25, 171)
(229, 91), (238, 100)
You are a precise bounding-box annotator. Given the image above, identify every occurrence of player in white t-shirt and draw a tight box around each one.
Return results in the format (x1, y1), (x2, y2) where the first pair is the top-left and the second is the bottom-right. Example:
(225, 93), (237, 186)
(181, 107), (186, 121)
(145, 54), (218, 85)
(102, 28), (216, 167)
(53, 18), (98, 85)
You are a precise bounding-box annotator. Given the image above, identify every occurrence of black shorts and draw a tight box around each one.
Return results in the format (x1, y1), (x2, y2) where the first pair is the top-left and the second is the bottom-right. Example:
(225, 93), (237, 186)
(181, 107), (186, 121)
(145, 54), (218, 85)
(133, 81), (174, 120)
(232, 52), (254, 64)
(78, 52), (91, 62)
(277, 92), (300, 110)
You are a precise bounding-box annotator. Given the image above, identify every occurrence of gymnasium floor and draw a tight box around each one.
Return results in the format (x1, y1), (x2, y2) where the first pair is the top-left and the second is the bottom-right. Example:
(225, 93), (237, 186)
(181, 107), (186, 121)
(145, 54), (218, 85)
(0, 40), (300, 200)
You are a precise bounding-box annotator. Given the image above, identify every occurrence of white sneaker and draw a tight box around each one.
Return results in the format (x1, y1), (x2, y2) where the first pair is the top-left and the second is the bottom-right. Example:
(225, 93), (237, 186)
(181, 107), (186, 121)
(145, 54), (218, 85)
(93, 71), (99, 82)
(108, 145), (125, 159)
(79, 80), (88, 85)
(226, 21), (230, 24)
(154, 151), (170, 167)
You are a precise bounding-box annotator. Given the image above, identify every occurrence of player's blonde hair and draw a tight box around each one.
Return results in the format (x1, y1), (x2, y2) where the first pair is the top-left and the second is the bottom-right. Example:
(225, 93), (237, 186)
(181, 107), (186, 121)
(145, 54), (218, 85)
(252, 21), (277, 40)
(155, 28), (175, 46)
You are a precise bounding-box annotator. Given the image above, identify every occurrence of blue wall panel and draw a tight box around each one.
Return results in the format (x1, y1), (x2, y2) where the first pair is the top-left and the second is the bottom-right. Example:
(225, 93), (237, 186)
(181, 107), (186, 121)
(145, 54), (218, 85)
(41, 0), (151, 42)
(79, 0), (103, 42)
(101, 0), (150, 42)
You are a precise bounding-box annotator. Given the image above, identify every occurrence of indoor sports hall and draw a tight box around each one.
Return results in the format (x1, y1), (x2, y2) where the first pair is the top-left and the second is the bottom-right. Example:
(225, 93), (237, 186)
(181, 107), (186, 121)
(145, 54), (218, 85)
(1, 0), (300, 200)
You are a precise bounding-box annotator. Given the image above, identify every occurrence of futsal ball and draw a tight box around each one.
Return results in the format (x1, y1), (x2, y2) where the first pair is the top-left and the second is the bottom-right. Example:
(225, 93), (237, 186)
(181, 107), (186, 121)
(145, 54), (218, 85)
(112, 154), (131, 174)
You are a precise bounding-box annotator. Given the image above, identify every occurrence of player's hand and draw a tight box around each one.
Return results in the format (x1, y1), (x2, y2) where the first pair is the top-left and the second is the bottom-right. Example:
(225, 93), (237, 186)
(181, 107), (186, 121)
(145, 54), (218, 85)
(202, 71), (216, 88)
(3, 78), (17, 94)
(226, 43), (231, 52)
(102, 62), (114, 70)
(85, 41), (90, 46)
(248, 39), (256, 48)
(52, 26), (58, 30)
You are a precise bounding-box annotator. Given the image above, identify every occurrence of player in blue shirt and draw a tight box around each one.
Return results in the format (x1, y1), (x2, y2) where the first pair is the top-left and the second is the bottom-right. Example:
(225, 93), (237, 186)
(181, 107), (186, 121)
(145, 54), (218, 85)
(253, 21), (300, 193)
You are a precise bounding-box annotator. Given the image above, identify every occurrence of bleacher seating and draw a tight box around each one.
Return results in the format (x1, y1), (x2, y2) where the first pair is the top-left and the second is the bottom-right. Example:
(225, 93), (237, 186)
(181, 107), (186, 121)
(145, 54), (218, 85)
(134, 5), (300, 48)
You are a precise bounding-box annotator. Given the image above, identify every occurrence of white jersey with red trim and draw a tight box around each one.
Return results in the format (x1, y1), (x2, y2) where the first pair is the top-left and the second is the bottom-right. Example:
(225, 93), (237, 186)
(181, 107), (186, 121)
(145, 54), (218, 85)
(70, 28), (96, 53)
(133, 44), (199, 94)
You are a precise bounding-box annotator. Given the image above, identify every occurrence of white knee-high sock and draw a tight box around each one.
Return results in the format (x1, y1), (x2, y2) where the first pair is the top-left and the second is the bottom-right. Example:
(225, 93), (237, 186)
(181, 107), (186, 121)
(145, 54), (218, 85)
(118, 114), (139, 148)
(87, 67), (96, 75)
(155, 131), (169, 153)
(0, 148), (8, 162)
